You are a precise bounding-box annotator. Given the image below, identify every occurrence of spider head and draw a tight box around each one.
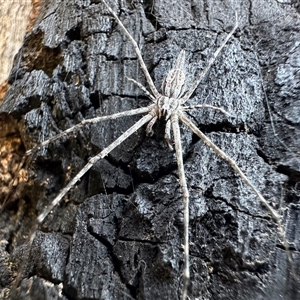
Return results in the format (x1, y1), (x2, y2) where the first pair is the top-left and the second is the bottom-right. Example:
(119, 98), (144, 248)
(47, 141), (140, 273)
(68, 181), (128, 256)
(157, 95), (180, 120)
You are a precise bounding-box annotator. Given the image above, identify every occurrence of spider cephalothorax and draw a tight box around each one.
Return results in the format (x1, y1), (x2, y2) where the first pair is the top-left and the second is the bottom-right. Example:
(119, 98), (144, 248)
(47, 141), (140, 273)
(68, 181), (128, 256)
(143, 50), (186, 147)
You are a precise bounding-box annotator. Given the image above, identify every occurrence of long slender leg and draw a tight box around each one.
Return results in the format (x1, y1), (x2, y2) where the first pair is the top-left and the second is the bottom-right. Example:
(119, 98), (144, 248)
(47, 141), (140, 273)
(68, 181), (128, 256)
(179, 112), (279, 219)
(37, 113), (154, 223)
(165, 119), (173, 150)
(126, 77), (156, 102)
(26, 105), (154, 156)
(182, 104), (233, 117)
(171, 114), (190, 300)
(181, 12), (238, 103)
(101, 0), (160, 98)
(178, 111), (293, 267)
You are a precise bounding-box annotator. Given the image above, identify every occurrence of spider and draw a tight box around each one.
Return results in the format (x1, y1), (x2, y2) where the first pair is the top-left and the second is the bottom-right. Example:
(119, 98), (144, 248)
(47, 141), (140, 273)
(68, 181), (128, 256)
(20, 1), (290, 299)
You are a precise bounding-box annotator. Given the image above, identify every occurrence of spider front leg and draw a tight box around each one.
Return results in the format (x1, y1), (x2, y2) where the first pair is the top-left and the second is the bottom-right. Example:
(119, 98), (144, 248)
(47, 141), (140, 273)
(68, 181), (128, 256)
(101, 0), (159, 98)
(181, 12), (238, 104)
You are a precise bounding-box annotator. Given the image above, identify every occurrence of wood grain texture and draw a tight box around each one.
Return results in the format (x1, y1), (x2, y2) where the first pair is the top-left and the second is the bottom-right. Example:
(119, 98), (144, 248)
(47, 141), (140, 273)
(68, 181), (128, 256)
(0, 1), (32, 84)
(0, 0), (43, 102)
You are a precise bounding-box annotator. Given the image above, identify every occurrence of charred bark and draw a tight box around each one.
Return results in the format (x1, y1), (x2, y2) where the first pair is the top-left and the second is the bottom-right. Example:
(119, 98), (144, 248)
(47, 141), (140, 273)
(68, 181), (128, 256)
(0, 1), (299, 299)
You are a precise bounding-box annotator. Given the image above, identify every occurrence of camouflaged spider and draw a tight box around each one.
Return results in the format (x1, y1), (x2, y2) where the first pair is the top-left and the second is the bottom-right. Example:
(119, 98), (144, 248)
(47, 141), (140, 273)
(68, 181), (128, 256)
(23, 1), (290, 299)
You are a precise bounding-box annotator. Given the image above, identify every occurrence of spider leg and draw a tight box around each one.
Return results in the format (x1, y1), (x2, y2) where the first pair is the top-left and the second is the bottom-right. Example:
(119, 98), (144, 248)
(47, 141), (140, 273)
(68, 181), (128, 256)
(171, 114), (190, 300)
(181, 12), (238, 104)
(165, 119), (173, 150)
(179, 112), (279, 219)
(26, 105), (154, 156)
(146, 115), (158, 136)
(37, 112), (154, 224)
(126, 77), (156, 102)
(182, 104), (233, 117)
(178, 111), (293, 270)
(101, 0), (160, 98)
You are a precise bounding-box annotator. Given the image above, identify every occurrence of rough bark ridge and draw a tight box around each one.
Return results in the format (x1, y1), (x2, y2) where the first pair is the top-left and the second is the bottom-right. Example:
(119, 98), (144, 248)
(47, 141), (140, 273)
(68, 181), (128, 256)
(0, 0), (299, 299)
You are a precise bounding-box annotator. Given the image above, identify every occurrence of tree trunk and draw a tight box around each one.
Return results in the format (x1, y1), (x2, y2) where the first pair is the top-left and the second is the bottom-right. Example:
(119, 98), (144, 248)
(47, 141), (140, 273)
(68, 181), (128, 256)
(0, 1), (299, 299)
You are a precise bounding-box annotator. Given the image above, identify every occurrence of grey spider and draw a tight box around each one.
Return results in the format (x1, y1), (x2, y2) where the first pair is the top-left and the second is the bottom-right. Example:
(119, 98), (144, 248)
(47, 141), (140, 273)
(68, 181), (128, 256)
(21, 1), (290, 299)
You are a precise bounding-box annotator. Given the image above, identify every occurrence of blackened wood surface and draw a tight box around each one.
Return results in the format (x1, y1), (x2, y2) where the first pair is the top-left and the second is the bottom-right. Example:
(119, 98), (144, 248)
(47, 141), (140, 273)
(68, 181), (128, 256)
(0, 1), (299, 299)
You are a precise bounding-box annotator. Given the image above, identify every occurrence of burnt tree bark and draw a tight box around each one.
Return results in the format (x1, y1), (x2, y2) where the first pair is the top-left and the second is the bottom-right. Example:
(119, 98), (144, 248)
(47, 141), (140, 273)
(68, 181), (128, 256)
(0, 1), (300, 299)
